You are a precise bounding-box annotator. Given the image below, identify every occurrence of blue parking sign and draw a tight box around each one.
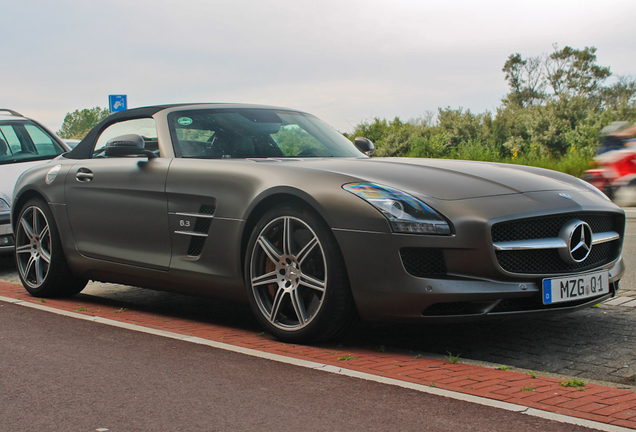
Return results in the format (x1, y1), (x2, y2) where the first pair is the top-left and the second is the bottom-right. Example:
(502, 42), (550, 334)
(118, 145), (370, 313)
(109, 95), (127, 113)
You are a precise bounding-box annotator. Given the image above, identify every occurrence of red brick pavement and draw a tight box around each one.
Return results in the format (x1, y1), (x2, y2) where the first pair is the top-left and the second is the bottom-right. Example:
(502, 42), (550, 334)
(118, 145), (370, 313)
(1, 280), (635, 429)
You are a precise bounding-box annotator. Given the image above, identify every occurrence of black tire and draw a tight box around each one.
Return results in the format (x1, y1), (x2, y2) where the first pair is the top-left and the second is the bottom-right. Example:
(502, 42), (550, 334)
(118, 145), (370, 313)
(14, 198), (88, 297)
(244, 204), (357, 343)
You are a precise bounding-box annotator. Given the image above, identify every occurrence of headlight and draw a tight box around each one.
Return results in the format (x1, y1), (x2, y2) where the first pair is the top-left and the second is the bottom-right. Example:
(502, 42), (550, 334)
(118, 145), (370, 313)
(343, 183), (451, 235)
(577, 178), (611, 201)
(0, 199), (9, 212)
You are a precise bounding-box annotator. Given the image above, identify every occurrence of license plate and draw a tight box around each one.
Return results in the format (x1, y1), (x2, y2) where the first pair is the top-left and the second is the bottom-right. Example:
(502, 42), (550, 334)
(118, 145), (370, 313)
(542, 270), (609, 304)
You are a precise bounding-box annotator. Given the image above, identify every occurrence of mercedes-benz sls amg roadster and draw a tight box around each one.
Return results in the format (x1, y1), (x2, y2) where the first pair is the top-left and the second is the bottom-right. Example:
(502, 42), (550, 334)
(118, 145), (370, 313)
(11, 104), (625, 342)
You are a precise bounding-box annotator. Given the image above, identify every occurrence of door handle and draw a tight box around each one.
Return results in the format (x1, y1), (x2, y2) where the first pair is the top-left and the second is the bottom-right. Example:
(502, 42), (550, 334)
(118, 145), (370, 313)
(76, 168), (93, 182)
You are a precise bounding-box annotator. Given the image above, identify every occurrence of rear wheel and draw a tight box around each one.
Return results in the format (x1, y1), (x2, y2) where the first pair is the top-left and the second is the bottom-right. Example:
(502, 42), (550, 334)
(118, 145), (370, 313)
(15, 198), (88, 297)
(245, 205), (356, 343)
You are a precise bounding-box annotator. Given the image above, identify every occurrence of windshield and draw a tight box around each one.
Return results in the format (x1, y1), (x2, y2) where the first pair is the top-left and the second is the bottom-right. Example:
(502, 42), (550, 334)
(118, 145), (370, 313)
(0, 121), (66, 165)
(168, 108), (363, 159)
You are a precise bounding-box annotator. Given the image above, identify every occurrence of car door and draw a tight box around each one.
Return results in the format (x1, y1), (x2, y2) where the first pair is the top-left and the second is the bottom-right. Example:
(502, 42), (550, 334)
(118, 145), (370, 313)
(65, 118), (172, 270)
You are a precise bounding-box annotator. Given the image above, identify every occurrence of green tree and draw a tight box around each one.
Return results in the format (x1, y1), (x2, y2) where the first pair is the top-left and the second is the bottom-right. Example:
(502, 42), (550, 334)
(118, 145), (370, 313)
(546, 45), (611, 99)
(502, 45), (613, 107)
(437, 107), (490, 145)
(345, 117), (391, 144)
(57, 107), (110, 139)
(502, 53), (546, 107)
(599, 75), (636, 110)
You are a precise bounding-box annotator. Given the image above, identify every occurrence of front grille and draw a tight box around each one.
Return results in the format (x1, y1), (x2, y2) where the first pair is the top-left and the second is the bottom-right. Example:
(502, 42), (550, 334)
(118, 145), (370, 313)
(496, 241), (618, 274)
(400, 248), (446, 277)
(492, 213), (617, 242)
(492, 213), (623, 274)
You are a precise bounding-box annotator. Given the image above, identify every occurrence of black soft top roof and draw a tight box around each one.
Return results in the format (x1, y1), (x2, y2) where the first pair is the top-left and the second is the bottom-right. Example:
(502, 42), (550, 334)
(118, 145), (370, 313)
(65, 104), (177, 159)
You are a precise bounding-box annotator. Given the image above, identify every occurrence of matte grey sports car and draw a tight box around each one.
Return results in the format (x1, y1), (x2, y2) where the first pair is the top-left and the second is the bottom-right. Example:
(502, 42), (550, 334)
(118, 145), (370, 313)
(11, 104), (625, 343)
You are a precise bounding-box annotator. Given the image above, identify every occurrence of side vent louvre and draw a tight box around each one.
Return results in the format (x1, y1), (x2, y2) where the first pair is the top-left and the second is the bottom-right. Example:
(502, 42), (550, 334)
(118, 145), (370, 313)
(188, 236), (207, 257)
(187, 205), (216, 256)
(199, 205), (216, 215)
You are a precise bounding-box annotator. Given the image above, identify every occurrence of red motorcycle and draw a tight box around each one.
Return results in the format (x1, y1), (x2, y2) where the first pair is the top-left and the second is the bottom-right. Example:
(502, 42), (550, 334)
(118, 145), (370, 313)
(583, 124), (636, 206)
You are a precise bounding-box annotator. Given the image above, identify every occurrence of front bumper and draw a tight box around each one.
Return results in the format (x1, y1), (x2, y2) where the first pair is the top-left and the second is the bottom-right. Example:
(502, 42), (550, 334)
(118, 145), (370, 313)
(0, 213), (14, 255)
(333, 228), (624, 323)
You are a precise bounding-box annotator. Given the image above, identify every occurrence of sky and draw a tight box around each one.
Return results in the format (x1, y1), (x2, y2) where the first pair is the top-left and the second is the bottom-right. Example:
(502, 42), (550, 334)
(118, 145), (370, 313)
(4, 0), (636, 133)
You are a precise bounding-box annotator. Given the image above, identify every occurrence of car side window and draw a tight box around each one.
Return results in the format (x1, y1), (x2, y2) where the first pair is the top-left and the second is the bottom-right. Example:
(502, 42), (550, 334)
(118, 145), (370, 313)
(0, 125), (21, 153)
(93, 118), (158, 158)
(0, 123), (65, 160)
(24, 124), (63, 156)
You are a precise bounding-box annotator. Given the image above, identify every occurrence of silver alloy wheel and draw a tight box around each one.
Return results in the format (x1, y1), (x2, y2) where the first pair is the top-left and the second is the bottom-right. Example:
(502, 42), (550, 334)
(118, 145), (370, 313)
(16, 205), (52, 288)
(250, 216), (327, 331)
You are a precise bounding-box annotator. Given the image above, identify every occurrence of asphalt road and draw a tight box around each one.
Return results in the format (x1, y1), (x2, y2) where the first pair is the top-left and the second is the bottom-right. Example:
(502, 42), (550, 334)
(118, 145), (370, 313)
(0, 300), (600, 432)
(1, 218), (635, 388)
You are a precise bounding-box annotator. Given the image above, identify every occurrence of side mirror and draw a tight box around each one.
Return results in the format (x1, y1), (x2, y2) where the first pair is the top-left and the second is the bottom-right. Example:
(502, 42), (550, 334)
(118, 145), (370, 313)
(354, 137), (375, 156)
(105, 134), (157, 159)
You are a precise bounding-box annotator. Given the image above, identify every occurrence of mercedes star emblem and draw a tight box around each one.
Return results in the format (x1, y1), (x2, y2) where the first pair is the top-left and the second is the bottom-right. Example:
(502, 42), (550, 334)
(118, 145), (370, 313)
(558, 219), (593, 264)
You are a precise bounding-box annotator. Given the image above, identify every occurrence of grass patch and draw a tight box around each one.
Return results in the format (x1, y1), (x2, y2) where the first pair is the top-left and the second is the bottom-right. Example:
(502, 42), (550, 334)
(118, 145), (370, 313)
(444, 352), (461, 364)
(497, 365), (510, 371)
(560, 378), (585, 388)
(76, 307), (88, 312)
(338, 355), (358, 361)
(521, 387), (536, 392)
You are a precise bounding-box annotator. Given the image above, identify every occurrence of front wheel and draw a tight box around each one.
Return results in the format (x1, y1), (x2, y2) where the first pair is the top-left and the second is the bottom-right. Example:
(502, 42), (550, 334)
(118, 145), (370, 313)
(15, 198), (88, 297)
(245, 205), (356, 343)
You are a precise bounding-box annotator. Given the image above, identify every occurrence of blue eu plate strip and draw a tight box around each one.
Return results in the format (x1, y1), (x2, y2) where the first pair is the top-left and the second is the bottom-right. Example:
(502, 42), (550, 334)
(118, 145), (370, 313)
(543, 280), (552, 304)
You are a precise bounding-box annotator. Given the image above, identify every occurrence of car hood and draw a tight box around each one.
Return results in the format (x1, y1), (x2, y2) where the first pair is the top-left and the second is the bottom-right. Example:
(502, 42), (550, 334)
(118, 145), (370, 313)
(0, 159), (54, 198)
(292, 157), (591, 201)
